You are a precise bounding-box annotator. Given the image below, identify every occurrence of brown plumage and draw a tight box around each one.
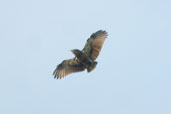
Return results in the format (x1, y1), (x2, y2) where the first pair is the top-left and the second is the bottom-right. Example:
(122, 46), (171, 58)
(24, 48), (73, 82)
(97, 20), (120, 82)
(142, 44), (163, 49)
(53, 30), (108, 79)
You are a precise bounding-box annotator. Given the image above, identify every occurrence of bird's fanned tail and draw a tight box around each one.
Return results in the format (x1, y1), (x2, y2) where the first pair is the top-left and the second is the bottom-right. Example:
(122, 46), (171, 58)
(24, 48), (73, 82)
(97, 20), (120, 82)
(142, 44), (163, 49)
(87, 61), (98, 72)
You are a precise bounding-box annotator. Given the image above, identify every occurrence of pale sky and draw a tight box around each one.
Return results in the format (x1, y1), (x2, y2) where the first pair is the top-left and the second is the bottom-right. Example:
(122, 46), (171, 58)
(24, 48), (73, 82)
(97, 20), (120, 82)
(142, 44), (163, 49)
(0, 0), (171, 114)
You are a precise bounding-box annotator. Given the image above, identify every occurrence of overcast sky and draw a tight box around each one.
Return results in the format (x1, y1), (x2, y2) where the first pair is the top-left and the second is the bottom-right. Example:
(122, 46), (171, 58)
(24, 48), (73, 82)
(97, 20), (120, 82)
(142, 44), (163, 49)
(0, 0), (171, 114)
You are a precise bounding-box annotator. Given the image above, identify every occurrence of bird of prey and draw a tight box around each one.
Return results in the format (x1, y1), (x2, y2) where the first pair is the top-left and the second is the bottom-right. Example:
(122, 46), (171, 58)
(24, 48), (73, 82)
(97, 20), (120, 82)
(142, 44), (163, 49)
(53, 30), (108, 79)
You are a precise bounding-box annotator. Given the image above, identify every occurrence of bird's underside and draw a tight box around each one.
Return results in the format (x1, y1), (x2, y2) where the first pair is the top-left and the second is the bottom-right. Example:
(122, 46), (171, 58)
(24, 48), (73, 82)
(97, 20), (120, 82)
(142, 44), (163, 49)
(53, 30), (108, 79)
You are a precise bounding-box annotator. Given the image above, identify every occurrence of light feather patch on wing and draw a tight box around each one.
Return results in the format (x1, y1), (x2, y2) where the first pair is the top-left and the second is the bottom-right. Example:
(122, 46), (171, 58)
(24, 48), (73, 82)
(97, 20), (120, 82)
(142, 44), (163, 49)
(82, 30), (108, 60)
(53, 58), (85, 79)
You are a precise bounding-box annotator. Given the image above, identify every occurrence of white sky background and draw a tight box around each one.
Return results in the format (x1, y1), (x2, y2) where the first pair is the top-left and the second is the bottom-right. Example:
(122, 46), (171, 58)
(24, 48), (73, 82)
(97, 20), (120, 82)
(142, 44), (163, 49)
(0, 0), (171, 114)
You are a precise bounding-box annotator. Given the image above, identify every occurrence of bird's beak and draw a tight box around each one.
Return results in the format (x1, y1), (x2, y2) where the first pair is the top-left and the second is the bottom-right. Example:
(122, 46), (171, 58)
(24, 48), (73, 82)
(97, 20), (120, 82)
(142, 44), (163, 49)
(71, 50), (75, 54)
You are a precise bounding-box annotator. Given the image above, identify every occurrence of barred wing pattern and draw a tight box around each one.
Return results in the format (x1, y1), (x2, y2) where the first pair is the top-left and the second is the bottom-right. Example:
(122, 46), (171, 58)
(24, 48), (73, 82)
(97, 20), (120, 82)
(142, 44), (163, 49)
(82, 30), (108, 60)
(53, 58), (85, 79)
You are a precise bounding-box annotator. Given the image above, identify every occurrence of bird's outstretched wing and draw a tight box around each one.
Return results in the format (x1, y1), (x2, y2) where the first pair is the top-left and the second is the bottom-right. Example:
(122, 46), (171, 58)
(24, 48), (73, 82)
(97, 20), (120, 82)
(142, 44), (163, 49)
(53, 58), (85, 79)
(82, 30), (108, 60)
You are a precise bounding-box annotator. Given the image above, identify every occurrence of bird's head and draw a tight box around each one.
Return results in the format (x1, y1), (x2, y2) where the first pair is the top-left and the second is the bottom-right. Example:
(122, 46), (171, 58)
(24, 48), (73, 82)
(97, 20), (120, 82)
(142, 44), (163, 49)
(71, 49), (80, 56)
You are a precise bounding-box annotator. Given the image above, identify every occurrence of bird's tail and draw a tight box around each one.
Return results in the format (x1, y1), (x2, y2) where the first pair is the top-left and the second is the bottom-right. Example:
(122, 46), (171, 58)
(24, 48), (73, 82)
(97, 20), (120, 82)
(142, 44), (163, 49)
(87, 61), (98, 72)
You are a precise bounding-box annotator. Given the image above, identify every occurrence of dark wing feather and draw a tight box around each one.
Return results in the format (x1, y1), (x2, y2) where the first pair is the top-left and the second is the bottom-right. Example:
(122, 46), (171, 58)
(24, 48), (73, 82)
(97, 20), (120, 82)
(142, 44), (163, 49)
(82, 30), (108, 60)
(53, 58), (85, 79)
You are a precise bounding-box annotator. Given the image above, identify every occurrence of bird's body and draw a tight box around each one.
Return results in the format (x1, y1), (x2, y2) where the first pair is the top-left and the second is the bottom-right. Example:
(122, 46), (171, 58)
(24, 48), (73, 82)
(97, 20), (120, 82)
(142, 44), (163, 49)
(71, 49), (97, 72)
(53, 30), (108, 79)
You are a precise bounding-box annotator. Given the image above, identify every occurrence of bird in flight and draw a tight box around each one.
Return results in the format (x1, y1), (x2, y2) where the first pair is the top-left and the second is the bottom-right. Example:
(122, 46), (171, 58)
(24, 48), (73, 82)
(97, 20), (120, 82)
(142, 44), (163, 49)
(53, 30), (108, 79)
